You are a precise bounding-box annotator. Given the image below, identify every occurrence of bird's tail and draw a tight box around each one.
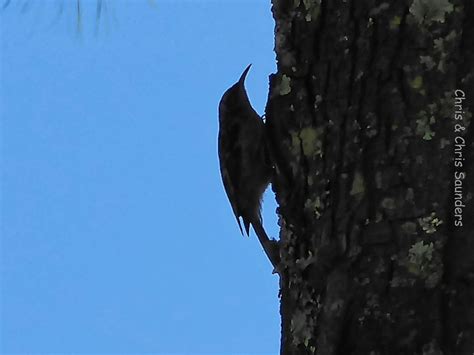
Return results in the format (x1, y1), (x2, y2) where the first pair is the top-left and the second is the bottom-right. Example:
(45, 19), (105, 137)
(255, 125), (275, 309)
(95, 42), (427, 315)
(251, 219), (280, 270)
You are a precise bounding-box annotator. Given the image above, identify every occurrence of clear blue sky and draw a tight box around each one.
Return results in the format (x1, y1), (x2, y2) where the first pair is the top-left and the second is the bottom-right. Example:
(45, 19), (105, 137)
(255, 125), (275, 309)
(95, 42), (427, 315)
(0, 1), (280, 353)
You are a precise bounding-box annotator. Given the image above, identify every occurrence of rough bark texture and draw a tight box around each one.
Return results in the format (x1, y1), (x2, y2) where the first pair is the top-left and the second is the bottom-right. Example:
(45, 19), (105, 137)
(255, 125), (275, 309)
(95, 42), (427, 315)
(265, 0), (473, 354)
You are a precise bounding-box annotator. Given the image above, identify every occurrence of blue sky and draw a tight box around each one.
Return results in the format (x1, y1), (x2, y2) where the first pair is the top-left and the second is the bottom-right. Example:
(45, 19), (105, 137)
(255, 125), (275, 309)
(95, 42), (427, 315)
(0, 1), (280, 353)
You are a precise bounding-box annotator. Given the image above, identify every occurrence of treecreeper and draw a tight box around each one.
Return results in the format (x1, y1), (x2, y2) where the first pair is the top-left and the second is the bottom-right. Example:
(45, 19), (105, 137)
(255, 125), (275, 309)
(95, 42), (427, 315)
(218, 64), (280, 270)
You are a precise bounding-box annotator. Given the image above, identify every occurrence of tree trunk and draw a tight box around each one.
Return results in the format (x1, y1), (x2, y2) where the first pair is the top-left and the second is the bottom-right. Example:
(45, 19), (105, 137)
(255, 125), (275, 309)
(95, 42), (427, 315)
(265, 0), (473, 354)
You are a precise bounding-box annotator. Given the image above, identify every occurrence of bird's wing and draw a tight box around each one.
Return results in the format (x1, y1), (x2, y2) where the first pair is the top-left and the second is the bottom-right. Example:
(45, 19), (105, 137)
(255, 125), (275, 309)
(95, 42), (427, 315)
(220, 167), (244, 235)
(218, 122), (245, 235)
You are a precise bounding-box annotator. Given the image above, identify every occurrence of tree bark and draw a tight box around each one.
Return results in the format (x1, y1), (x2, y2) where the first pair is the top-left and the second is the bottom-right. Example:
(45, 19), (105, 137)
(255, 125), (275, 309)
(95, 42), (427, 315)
(265, 0), (473, 354)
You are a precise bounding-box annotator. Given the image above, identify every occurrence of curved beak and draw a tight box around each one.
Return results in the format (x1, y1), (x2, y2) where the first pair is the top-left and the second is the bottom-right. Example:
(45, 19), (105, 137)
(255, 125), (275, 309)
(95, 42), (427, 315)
(238, 64), (252, 86)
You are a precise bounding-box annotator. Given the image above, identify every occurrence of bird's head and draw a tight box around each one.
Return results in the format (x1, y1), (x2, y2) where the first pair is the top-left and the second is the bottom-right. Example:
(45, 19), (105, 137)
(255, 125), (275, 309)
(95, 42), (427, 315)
(218, 64), (253, 124)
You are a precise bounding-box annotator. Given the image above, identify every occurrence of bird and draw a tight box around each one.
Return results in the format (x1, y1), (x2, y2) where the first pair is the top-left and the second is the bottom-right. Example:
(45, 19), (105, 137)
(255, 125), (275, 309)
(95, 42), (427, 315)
(218, 64), (279, 268)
